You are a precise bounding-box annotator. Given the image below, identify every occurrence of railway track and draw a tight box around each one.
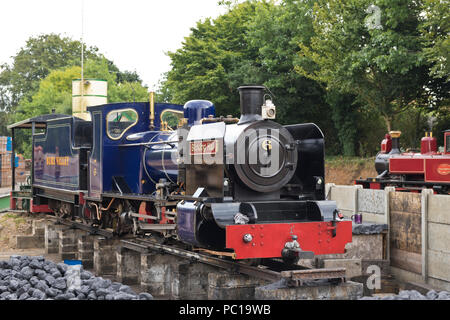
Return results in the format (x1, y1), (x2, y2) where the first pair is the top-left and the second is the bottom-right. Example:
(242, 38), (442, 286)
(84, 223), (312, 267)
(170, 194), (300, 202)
(42, 216), (346, 287)
(47, 215), (115, 239)
(121, 238), (346, 286)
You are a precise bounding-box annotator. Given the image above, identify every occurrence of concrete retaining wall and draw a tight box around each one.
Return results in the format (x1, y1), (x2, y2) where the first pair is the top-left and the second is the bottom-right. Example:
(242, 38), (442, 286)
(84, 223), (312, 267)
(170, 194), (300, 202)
(326, 183), (450, 290)
(426, 194), (450, 284)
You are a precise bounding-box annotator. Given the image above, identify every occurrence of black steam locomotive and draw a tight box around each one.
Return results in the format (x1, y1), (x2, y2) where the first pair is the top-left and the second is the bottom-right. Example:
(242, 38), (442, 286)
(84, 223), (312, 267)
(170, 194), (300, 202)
(16, 85), (352, 263)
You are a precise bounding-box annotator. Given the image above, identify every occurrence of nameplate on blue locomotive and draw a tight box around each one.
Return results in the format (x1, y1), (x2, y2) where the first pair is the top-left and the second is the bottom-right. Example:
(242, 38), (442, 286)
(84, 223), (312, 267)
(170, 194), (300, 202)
(46, 156), (70, 166)
(189, 140), (218, 156)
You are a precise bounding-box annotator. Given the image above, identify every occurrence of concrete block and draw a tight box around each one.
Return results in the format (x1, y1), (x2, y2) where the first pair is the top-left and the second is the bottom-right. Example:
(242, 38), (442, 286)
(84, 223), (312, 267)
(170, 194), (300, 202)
(323, 258), (362, 279)
(428, 249), (450, 282)
(427, 194), (450, 224)
(94, 238), (120, 276)
(428, 222), (450, 253)
(208, 272), (269, 300)
(141, 253), (186, 298)
(58, 229), (86, 245)
(346, 234), (384, 260)
(116, 247), (141, 285)
(78, 251), (94, 260)
(93, 237), (120, 251)
(60, 244), (78, 253)
(60, 253), (78, 260)
(78, 243), (94, 251)
(57, 229), (85, 262)
(78, 237), (94, 251)
(58, 228), (85, 247)
(329, 185), (358, 213)
(316, 233), (384, 262)
(15, 235), (45, 249)
(77, 235), (95, 266)
(255, 280), (363, 300)
(45, 224), (63, 254)
(359, 212), (386, 224)
(60, 237), (79, 245)
(32, 219), (47, 236)
(172, 262), (217, 300)
(358, 189), (386, 215)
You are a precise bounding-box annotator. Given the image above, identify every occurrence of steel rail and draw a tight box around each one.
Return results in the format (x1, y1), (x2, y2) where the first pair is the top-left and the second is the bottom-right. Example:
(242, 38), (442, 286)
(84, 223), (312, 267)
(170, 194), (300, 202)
(121, 238), (282, 282)
(46, 215), (115, 238)
(45, 217), (346, 285)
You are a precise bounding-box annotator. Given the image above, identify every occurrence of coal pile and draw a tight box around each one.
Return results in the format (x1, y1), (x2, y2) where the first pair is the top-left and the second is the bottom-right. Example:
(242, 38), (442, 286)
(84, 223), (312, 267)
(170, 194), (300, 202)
(0, 256), (153, 300)
(360, 289), (450, 300)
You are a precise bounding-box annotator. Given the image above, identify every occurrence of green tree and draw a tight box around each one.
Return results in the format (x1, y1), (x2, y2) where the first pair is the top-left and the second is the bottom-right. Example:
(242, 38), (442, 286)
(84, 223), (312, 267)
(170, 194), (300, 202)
(12, 57), (148, 157)
(161, 0), (343, 153)
(0, 34), (99, 111)
(0, 33), (145, 143)
(162, 1), (269, 117)
(244, 0), (345, 154)
(15, 58), (148, 121)
(296, 0), (443, 132)
(421, 0), (450, 81)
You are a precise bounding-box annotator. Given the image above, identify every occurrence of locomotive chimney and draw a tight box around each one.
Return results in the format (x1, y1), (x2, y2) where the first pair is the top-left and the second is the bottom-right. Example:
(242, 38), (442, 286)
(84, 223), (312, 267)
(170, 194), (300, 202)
(389, 131), (402, 154)
(238, 85), (265, 124)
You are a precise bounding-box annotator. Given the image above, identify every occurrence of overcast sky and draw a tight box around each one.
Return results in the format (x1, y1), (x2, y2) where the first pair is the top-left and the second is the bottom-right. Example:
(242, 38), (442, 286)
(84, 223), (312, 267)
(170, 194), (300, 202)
(1, 0), (228, 89)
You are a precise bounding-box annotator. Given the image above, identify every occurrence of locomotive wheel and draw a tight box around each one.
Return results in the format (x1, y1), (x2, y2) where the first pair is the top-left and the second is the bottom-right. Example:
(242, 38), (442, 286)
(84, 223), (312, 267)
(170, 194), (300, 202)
(112, 214), (121, 236)
(112, 213), (131, 236)
(101, 212), (111, 229)
(282, 255), (300, 266)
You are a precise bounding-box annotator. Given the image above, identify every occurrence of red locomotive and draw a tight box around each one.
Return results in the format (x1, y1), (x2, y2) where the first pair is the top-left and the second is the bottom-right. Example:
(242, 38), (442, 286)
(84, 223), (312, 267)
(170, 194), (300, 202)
(355, 130), (450, 194)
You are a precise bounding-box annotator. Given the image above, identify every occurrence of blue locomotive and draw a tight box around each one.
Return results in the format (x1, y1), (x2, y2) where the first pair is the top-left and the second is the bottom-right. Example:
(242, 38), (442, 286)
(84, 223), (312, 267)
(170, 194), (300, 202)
(25, 86), (352, 263)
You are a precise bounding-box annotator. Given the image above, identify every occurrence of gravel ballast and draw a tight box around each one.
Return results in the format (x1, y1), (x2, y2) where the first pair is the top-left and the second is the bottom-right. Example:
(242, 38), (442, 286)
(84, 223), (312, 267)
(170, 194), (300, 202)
(0, 256), (153, 300)
(359, 289), (450, 300)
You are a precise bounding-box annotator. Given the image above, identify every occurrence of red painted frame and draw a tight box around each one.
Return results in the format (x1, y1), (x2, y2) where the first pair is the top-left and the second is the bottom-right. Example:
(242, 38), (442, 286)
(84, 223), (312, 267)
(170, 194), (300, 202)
(226, 221), (352, 260)
(389, 157), (424, 174)
(369, 182), (381, 189)
(9, 192), (16, 210)
(30, 199), (52, 213)
(425, 158), (450, 182)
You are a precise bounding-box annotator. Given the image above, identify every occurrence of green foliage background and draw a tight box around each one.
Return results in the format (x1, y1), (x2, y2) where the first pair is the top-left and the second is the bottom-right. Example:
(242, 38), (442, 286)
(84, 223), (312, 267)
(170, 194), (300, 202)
(0, 34), (148, 157)
(0, 0), (449, 159)
(160, 0), (449, 156)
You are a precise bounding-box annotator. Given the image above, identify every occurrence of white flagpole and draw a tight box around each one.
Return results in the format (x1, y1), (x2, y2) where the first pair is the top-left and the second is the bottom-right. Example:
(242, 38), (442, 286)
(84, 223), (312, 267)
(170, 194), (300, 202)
(81, 0), (85, 109)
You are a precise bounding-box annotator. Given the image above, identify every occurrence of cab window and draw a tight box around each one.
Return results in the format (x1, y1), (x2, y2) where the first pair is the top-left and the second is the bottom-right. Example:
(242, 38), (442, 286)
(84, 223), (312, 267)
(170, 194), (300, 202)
(106, 109), (138, 140)
(160, 109), (184, 130)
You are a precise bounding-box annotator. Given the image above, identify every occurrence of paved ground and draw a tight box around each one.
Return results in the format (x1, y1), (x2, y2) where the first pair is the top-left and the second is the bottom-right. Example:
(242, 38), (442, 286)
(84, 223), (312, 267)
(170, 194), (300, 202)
(0, 249), (46, 260)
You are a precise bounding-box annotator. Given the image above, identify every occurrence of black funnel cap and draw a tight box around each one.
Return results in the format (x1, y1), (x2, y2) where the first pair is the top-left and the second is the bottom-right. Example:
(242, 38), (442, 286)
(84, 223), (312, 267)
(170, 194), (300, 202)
(238, 85), (265, 124)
